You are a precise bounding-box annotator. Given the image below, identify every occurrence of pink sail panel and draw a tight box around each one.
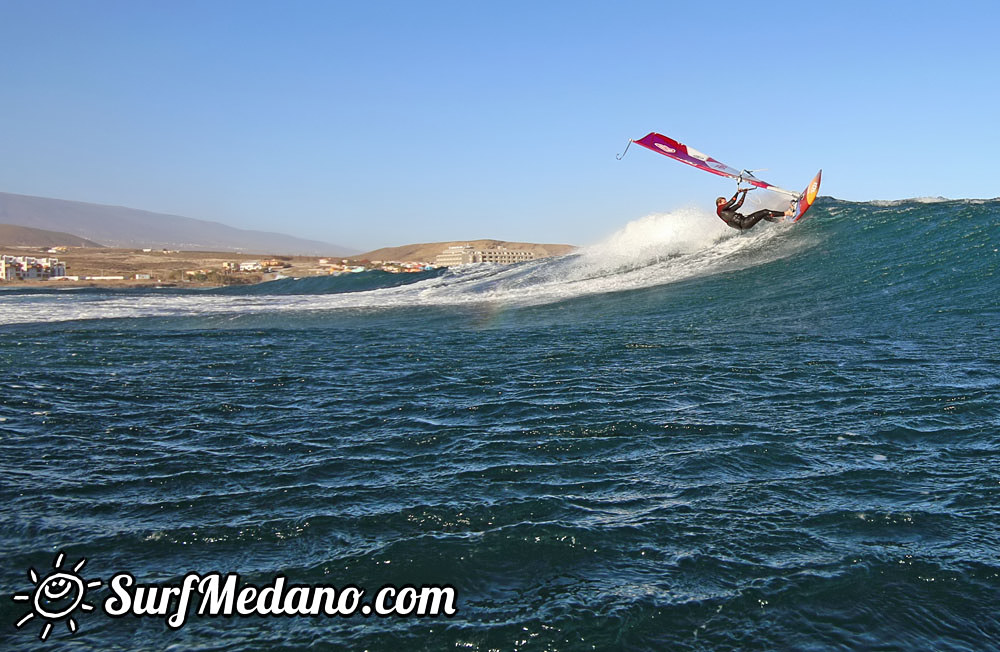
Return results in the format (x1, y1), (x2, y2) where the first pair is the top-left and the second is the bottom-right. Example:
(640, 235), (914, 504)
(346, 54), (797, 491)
(632, 132), (780, 193)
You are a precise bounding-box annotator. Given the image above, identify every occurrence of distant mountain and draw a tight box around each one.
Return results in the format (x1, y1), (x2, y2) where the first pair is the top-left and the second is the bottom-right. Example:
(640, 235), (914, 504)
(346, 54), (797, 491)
(359, 239), (577, 263)
(0, 224), (104, 248)
(0, 192), (355, 256)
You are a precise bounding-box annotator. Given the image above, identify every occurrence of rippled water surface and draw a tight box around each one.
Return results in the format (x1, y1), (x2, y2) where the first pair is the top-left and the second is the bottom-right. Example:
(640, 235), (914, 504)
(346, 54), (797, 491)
(2, 198), (999, 650)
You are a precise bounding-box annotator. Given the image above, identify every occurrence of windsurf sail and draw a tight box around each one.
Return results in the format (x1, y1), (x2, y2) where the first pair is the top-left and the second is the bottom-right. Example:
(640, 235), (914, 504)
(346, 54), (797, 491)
(630, 132), (799, 199)
(790, 169), (823, 222)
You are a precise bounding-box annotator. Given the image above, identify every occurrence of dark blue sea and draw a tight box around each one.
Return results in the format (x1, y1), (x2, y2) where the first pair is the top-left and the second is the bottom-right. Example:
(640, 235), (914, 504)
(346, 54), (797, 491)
(2, 198), (999, 650)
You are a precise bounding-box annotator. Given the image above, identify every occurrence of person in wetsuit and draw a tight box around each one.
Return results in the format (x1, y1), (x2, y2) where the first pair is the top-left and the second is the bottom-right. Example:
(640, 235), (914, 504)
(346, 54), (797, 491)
(715, 188), (792, 231)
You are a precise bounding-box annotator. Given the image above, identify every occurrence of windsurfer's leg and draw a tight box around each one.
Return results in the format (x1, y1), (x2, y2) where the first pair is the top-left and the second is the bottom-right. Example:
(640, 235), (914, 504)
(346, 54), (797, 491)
(741, 210), (782, 229)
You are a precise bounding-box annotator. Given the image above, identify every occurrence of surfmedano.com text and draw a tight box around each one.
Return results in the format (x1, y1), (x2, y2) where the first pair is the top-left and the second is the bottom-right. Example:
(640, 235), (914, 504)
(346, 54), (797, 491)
(105, 573), (458, 628)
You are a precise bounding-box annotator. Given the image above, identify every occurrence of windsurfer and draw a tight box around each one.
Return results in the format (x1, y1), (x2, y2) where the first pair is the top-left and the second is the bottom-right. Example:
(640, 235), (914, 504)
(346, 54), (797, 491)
(715, 189), (793, 231)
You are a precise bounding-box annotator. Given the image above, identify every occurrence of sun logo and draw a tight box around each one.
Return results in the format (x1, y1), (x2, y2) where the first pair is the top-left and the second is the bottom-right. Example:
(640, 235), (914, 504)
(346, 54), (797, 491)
(12, 551), (102, 641)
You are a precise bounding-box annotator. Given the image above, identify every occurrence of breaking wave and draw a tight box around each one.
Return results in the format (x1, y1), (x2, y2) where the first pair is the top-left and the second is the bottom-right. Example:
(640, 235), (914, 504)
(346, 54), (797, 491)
(0, 205), (812, 325)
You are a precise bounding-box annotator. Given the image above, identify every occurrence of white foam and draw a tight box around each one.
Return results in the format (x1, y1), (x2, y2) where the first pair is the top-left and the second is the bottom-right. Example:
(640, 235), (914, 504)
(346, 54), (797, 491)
(0, 208), (805, 325)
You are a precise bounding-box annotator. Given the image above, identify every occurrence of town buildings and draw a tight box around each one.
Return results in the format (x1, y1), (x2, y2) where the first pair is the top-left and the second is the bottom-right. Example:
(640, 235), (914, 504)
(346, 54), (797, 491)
(0, 255), (67, 281)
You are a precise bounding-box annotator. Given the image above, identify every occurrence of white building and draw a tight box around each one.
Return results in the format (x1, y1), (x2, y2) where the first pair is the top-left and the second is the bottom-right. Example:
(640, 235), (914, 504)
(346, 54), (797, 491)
(434, 245), (535, 267)
(470, 247), (535, 264)
(435, 245), (474, 267)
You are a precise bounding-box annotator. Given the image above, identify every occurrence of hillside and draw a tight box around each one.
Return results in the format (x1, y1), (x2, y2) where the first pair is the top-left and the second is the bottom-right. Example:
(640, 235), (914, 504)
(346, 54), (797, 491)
(359, 240), (577, 263)
(0, 224), (104, 248)
(0, 192), (354, 256)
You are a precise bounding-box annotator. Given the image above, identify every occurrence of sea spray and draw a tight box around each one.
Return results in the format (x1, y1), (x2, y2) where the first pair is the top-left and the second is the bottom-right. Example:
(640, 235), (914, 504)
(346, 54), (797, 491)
(578, 206), (733, 271)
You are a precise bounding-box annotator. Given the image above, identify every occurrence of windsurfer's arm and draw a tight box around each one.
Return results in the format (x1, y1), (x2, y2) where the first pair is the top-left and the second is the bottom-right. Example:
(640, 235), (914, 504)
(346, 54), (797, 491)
(721, 191), (741, 211)
(732, 189), (748, 210)
(733, 188), (749, 208)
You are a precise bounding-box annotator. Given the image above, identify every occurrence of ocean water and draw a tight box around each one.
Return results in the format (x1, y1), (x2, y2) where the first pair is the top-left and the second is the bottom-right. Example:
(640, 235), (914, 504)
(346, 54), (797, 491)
(2, 197), (999, 650)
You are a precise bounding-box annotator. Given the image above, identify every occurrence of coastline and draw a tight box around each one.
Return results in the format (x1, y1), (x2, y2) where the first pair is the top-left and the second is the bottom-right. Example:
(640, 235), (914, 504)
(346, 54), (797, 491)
(0, 240), (577, 290)
(0, 278), (246, 289)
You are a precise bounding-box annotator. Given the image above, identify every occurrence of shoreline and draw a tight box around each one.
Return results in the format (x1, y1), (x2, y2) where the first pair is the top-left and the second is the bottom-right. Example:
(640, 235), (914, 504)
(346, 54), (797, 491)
(1, 240), (575, 291)
(0, 278), (248, 289)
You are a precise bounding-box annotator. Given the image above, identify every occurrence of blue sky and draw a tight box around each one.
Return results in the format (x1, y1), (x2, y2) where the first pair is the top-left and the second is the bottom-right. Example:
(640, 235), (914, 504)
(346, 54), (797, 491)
(1, 0), (997, 251)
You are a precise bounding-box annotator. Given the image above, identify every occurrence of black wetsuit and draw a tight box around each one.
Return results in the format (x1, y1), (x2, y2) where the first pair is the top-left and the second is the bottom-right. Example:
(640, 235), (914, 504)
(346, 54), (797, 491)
(716, 190), (784, 231)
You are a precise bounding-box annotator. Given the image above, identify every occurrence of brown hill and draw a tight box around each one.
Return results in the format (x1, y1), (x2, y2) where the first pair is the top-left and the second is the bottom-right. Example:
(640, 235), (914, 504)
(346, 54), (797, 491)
(0, 192), (355, 255)
(0, 223), (104, 248)
(358, 240), (576, 263)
